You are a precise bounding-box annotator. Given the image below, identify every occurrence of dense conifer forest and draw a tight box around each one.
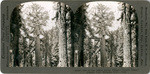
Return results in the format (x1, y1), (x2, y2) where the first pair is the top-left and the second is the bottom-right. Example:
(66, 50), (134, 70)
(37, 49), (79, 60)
(9, 2), (138, 67)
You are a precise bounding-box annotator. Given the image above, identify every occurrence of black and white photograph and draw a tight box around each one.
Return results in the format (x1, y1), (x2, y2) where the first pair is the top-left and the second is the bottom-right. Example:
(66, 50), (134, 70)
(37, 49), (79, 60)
(9, 1), (139, 67)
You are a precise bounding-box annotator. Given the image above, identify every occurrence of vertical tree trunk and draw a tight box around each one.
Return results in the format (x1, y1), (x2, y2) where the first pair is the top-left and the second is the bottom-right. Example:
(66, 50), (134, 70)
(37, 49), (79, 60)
(111, 52), (115, 67)
(49, 57), (51, 67)
(78, 8), (86, 68)
(44, 32), (49, 67)
(57, 2), (68, 67)
(10, 5), (23, 67)
(24, 50), (26, 67)
(71, 14), (75, 67)
(78, 25), (84, 67)
(84, 51), (90, 67)
(74, 5), (88, 67)
(13, 28), (20, 67)
(122, 4), (131, 67)
(48, 44), (52, 67)
(30, 54), (33, 67)
(90, 40), (97, 67)
(79, 46), (84, 67)
(66, 10), (74, 67)
(97, 51), (101, 67)
(131, 24), (137, 67)
(74, 50), (79, 67)
(111, 41), (115, 67)
(35, 26), (42, 67)
(76, 29), (82, 67)
(101, 29), (107, 67)
(67, 43), (71, 67)
(45, 48), (48, 67)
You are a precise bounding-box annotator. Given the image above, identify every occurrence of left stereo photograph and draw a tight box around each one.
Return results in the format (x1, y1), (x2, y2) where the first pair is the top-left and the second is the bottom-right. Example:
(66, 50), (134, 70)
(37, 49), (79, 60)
(10, 1), (74, 67)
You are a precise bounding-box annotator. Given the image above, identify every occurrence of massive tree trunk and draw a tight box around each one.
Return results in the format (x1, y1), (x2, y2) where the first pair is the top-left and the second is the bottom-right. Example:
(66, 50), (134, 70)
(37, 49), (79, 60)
(57, 2), (68, 67)
(76, 26), (84, 67)
(35, 26), (42, 67)
(74, 5), (88, 67)
(131, 24), (138, 67)
(79, 26), (84, 67)
(122, 4), (131, 67)
(13, 27), (20, 67)
(76, 22), (84, 67)
(73, 28), (80, 67)
(66, 9), (74, 67)
(130, 7), (138, 67)
(67, 29), (72, 67)
(10, 6), (22, 67)
(78, 6), (87, 67)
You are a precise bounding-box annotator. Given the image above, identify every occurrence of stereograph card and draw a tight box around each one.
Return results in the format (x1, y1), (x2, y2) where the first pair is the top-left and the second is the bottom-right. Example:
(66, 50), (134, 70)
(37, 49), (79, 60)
(1, 0), (150, 73)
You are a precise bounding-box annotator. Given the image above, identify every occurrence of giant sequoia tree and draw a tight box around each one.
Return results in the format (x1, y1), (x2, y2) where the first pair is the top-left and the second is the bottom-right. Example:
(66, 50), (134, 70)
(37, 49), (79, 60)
(56, 2), (68, 67)
(10, 4), (24, 67)
(74, 4), (89, 67)
(122, 3), (132, 67)
(22, 3), (49, 67)
(85, 3), (114, 67)
(53, 2), (73, 67)
(65, 5), (74, 67)
(91, 4), (114, 67)
(118, 3), (138, 67)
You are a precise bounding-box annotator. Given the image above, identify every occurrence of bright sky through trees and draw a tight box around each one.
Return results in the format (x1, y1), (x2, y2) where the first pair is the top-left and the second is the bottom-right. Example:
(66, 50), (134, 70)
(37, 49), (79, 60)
(21, 1), (121, 32)
(87, 2), (122, 31)
(21, 2), (57, 31)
